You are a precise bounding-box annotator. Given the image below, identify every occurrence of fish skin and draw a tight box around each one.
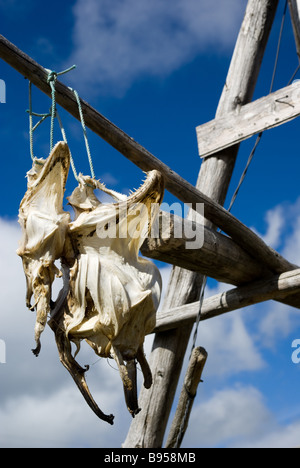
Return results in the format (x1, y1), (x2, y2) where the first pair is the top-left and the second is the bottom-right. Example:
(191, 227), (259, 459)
(17, 141), (71, 356)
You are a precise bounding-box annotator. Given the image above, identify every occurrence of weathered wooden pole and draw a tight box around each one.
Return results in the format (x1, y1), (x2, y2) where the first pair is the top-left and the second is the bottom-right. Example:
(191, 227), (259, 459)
(141, 211), (272, 285)
(288, 0), (300, 58)
(165, 347), (208, 448)
(196, 80), (300, 158)
(123, 0), (279, 448)
(141, 212), (300, 309)
(154, 268), (300, 333)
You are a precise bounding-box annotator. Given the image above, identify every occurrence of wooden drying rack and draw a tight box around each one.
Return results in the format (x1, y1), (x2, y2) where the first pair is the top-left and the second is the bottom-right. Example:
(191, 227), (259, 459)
(1, 0), (300, 448)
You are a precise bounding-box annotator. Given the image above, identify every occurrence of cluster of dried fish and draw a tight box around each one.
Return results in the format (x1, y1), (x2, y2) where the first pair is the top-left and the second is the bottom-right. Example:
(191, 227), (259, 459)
(17, 141), (165, 424)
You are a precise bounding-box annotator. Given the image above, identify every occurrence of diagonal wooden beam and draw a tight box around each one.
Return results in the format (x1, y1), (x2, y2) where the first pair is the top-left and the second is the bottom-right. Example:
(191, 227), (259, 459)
(196, 80), (300, 158)
(289, 0), (300, 58)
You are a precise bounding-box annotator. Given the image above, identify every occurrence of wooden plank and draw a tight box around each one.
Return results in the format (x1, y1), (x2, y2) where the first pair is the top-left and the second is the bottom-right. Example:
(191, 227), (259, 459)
(154, 269), (300, 333)
(0, 34), (293, 275)
(123, 0), (279, 448)
(289, 0), (300, 58)
(196, 80), (300, 158)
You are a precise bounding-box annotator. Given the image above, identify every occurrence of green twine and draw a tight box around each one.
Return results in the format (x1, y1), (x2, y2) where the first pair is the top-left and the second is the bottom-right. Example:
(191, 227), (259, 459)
(56, 110), (78, 181)
(45, 65), (76, 152)
(70, 87), (95, 179)
(28, 81), (50, 162)
(27, 65), (96, 183)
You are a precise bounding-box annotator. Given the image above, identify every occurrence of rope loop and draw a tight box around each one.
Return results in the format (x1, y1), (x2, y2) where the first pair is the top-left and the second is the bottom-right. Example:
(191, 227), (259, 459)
(45, 66), (77, 151)
(27, 64), (95, 183)
(45, 65), (76, 83)
(69, 86), (95, 179)
(47, 70), (58, 85)
(27, 65), (77, 178)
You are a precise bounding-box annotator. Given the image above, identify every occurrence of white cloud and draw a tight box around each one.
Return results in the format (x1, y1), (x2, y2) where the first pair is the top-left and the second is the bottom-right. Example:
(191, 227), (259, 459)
(263, 207), (284, 249)
(67, 0), (246, 96)
(251, 196), (300, 261)
(258, 301), (300, 348)
(251, 197), (300, 346)
(235, 420), (300, 448)
(184, 384), (300, 448)
(251, 206), (284, 250)
(185, 385), (275, 447)
(197, 312), (265, 378)
(0, 385), (124, 448)
(283, 213), (300, 266)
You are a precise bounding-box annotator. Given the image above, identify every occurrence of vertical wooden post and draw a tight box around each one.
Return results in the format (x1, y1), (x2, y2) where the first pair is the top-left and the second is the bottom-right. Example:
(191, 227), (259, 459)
(123, 0), (279, 448)
(288, 0), (300, 58)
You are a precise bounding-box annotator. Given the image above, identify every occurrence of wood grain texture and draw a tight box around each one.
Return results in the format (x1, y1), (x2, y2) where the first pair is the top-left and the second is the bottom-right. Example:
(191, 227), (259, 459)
(141, 211), (271, 284)
(197, 81), (300, 158)
(154, 269), (300, 333)
(141, 211), (300, 310)
(289, 0), (300, 58)
(165, 347), (208, 448)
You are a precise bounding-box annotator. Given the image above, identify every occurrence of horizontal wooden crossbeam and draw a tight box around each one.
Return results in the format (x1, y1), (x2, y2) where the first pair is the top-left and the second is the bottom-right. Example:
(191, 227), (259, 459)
(196, 80), (300, 158)
(141, 211), (271, 284)
(142, 212), (300, 310)
(154, 268), (300, 333)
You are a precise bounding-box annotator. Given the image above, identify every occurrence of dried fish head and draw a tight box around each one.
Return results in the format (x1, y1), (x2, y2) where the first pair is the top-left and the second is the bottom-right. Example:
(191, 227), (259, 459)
(17, 142), (71, 356)
(54, 169), (164, 419)
(67, 170), (164, 354)
(67, 174), (101, 218)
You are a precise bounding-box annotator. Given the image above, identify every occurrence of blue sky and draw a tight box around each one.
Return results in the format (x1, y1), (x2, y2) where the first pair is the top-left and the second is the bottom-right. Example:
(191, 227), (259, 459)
(1, 0), (300, 448)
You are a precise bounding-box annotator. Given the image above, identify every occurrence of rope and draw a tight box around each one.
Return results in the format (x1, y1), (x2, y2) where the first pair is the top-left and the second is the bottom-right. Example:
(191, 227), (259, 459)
(269, 0), (288, 94)
(70, 87), (95, 179)
(28, 82), (51, 162)
(288, 63), (300, 86)
(45, 65), (76, 152)
(27, 66), (80, 180)
(55, 111), (78, 181)
(28, 81), (34, 161)
(189, 276), (207, 359)
(28, 66), (97, 182)
(227, 132), (263, 212)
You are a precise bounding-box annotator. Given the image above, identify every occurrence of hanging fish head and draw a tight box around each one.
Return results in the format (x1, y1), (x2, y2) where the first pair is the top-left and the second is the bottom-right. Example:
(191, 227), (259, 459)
(17, 142), (71, 356)
(121, 169), (165, 252)
(85, 169), (165, 261)
(22, 141), (70, 217)
(60, 169), (165, 419)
